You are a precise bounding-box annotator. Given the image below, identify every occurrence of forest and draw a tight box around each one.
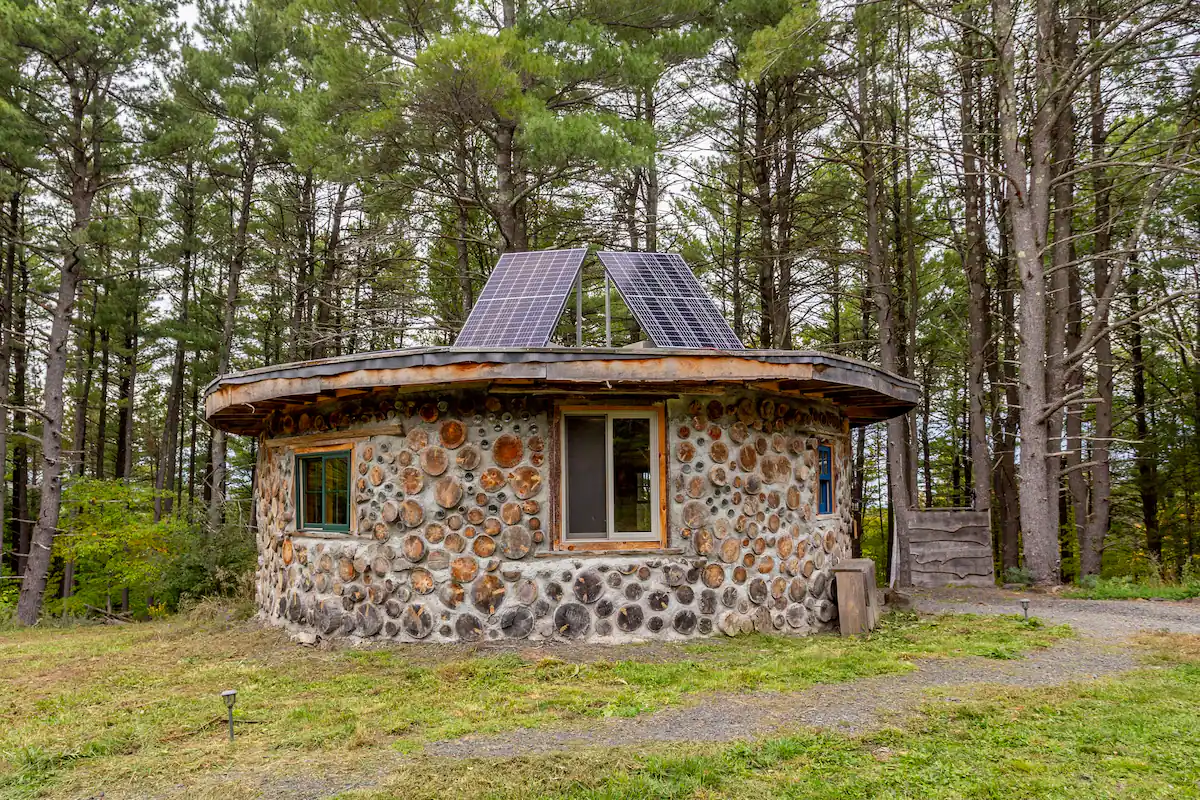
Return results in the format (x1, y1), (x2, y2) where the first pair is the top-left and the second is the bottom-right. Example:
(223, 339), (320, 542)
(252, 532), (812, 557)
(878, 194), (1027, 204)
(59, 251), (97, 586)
(0, 0), (1197, 625)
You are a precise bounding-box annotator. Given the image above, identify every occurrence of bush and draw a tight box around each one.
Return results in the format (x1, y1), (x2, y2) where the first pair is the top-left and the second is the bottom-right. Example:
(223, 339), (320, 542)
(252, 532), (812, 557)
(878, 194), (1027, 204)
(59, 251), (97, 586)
(1063, 575), (1200, 601)
(1003, 566), (1035, 586)
(156, 518), (258, 611)
(36, 478), (258, 620)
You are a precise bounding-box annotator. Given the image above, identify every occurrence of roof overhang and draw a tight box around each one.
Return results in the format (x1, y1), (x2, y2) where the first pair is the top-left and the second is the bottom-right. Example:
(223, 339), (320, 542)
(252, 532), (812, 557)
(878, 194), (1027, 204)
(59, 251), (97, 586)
(204, 347), (920, 435)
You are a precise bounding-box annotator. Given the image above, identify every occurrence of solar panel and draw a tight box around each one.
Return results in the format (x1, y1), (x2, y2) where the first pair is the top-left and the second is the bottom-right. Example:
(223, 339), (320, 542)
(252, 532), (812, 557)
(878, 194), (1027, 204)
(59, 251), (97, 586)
(597, 251), (744, 350)
(455, 248), (587, 347)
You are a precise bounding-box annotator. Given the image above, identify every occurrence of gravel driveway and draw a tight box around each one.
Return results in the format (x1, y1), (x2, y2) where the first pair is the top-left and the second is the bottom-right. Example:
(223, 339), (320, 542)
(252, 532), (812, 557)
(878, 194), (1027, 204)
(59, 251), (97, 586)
(426, 588), (1199, 758)
(911, 586), (1200, 638)
(223, 590), (1200, 800)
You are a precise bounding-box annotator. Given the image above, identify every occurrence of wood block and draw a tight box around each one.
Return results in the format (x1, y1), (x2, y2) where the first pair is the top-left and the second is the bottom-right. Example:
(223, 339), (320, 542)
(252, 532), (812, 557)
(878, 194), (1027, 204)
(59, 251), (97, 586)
(833, 562), (870, 636)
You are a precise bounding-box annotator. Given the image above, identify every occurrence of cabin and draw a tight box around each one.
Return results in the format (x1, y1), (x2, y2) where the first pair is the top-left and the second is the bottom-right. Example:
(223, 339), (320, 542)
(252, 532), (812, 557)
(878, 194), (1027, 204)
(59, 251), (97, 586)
(204, 250), (918, 643)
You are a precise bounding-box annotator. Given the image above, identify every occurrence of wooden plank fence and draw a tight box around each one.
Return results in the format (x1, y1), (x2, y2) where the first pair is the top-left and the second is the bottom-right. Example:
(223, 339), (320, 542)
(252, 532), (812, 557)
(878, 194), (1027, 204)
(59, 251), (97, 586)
(906, 509), (994, 588)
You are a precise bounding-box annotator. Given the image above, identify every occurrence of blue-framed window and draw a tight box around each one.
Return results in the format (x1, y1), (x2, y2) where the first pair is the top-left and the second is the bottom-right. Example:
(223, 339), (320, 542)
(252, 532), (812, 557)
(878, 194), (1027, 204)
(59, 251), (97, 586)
(296, 450), (351, 532)
(817, 444), (834, 515)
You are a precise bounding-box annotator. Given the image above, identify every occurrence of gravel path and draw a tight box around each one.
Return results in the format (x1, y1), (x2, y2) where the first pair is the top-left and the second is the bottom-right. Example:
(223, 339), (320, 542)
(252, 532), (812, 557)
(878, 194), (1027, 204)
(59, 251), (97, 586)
(910, 586), (1200, 638)
(426, 589), (1200, 758)
(216, 591), (1199, 800)
(430, 637), (1135, 758)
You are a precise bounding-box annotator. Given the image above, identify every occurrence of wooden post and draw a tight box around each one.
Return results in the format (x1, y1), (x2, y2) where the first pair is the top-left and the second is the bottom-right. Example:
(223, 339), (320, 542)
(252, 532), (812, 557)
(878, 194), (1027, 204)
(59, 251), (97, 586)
(834, 558), (880, 635)
(575, 271), (583, 346)
(604, 273), (611, 347)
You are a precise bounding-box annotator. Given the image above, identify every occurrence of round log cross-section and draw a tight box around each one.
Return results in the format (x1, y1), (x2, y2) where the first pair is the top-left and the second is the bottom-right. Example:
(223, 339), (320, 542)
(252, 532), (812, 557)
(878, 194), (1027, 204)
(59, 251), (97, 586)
(208, 348), (916, 645)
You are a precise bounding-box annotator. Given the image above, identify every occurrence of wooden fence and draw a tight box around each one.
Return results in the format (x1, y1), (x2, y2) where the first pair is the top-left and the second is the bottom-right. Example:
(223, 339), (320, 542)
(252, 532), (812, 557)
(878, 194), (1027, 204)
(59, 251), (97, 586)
(906, 508), (994, 588)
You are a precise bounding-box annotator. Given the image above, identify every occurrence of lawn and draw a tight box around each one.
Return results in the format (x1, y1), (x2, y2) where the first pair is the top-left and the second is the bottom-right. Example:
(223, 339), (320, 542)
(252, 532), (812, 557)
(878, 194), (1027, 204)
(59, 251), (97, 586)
(349, 632), (1200, 799)
(1061, 576), (1200, 601)
(0, 610), (1063, 798)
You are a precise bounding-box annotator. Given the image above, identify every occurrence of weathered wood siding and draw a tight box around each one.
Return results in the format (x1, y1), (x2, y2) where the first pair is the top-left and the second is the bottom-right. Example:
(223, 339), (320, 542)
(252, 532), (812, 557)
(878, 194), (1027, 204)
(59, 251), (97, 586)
(906, 509), (994, 588)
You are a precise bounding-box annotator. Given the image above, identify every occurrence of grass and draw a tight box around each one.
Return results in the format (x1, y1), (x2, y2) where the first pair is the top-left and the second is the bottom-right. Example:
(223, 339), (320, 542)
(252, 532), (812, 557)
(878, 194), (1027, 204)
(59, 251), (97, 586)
(1062, 576), (1200, 601)
(344, 632), (1200, 800)
(0, 610), (1064, 798)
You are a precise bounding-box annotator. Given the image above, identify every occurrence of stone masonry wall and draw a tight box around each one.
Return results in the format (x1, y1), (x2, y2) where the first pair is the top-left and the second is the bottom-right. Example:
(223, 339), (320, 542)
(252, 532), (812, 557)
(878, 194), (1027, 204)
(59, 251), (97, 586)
(254, 389), (852, 644)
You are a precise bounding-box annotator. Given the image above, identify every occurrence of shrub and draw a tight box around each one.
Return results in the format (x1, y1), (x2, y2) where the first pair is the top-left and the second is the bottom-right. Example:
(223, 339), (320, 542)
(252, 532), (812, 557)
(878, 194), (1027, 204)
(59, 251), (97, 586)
(1003, 566), (1035, 586)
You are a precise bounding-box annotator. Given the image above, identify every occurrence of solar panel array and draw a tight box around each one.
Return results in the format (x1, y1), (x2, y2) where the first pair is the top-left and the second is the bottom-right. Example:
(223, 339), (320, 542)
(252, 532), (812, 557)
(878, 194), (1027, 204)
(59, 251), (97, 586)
(455, 248), (587, 347)
(597, 251), (745, 350)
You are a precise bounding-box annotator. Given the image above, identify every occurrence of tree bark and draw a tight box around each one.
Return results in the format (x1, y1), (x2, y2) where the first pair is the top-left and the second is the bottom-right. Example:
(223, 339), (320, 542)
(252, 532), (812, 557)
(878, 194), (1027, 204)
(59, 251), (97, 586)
(12, 225), (30, 578)
(0, 188), (16, 570)
(315, 181), (348, 356)
(17, 91), (98, 624)
(1130, 260), (1159, 558)
(94, 300), (110, 479)
(998, 0), (1061, 584)
(1079, 10), (1112, 575)
(960, 14), (991, 513)
(156, 164), (195, 521)
(452, 137), (474, 329)
(208, 137), (260, 534)
(857, 4), (913, 584)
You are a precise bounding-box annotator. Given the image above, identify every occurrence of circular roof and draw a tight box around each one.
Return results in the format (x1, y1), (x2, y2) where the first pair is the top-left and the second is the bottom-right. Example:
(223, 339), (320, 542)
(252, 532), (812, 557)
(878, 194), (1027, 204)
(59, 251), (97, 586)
(205, 347), (920, 435)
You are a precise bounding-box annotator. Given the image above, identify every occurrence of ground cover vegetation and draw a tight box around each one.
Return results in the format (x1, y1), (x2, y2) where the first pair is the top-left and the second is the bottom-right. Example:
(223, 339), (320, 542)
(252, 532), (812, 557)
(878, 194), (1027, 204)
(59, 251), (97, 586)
(0, 611), (1067, 797)
(337, 632), (1200, 800)
(0, 0), (1198, 623)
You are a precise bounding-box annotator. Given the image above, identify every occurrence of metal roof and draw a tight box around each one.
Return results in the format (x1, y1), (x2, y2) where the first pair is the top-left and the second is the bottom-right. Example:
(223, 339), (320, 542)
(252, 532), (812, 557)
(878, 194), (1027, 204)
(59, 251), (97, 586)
(205, 346), (920, 435)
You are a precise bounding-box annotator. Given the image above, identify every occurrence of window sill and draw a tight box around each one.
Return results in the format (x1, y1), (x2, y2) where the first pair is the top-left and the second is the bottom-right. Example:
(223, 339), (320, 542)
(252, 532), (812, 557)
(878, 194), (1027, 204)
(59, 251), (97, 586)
(540, 546), (682, 558)
(291, 529), (354, 539)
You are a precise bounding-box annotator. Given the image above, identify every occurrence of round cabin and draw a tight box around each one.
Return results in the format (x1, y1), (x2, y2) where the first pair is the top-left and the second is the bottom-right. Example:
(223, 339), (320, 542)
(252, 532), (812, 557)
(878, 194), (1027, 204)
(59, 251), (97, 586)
(205, 347), (918, 643)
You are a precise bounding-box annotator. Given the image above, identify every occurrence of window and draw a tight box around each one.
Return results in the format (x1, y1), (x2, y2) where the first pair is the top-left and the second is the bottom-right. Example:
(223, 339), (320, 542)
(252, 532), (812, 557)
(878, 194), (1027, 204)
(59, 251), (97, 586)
(296, 450), (351, 532)
(561, 409), (662, 544)
(817, 444), (834, 515)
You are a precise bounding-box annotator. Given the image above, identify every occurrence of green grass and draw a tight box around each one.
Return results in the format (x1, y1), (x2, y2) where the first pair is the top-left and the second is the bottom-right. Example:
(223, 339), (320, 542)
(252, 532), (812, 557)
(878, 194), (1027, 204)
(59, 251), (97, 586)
(343, 632), (1200, 800)
(0, 610), (1064, 798)
(1062, 576), (1200, 601)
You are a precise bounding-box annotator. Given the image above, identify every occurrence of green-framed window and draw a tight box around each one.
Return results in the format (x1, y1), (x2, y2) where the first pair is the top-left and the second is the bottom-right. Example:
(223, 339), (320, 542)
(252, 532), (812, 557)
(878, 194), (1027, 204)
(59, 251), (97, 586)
(296, 450), (351, 532)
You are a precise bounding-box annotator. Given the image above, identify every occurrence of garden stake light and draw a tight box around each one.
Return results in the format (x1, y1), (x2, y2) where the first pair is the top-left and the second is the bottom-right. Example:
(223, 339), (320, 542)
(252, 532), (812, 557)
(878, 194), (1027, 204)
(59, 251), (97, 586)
(1020, 599), (1030, 621)
(221, 689), (237, 742)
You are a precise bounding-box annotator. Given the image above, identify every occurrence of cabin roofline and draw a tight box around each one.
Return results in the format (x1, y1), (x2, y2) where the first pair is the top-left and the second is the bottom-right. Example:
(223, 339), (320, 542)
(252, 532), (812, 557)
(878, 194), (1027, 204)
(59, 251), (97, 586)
(205, 346), (919, 435)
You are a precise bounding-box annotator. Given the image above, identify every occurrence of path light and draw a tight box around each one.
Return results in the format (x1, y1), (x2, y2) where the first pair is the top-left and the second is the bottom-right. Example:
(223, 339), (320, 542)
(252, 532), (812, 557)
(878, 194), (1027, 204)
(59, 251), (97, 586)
(1020, 598), (1030, 621)
(221, 689), (237, 742)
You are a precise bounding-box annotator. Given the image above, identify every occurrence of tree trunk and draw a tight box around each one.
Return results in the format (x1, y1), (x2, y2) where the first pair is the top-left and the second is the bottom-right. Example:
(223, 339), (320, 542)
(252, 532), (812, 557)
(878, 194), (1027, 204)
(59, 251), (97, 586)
(12, 229), (30, 578)
(94, 306), (110, 479)
(752, 79), (775, 349)
(453, 137), (473, 329)
(72, 285), (98, 478)
(156, 165), (195, 521)
(644, 85), (659, 253)
(0, 188), (16, 570)
(857, 6), (913, 584)
(1080, 14), (1112, 576)
(960, 15), (991, 513)
(209, 138), (260, 534)
(999, 0), (1061, 584)
(1130, 261), (1159, 558)
(17, 93), (97, 624)
(114, 222), (140, 482)
(315, 181), (348, 356)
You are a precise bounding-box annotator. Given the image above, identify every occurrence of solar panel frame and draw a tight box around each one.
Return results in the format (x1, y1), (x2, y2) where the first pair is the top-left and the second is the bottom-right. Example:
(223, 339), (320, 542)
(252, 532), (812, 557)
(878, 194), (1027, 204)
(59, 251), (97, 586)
(597, 251), (745, 350)
(455, 248), (587, 348)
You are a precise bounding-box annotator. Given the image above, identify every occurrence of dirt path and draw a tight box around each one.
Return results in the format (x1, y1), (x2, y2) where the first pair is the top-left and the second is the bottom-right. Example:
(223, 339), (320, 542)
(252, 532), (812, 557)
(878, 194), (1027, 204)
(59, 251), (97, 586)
(910, 586), (1200, 638)
(430, 637), (1133, 758)
(217, 591), (1199, 800)
(425, 589), (1200, 758)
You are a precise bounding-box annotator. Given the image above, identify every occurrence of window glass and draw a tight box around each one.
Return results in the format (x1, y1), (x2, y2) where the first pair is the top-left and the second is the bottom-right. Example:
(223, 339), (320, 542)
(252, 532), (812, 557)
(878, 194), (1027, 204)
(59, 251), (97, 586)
(297, 450), (351, 531)
(612, 417), (652, 533)
(818, 444), (833, 514)
(565, 415), (607, 538)
(324, 454), (349, 526)
(302, 457), (323, 528)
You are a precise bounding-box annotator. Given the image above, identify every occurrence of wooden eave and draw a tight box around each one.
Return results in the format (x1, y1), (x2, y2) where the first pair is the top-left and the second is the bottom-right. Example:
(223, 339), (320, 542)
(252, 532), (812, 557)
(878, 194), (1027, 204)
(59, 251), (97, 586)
(204, 347), (920, 436)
